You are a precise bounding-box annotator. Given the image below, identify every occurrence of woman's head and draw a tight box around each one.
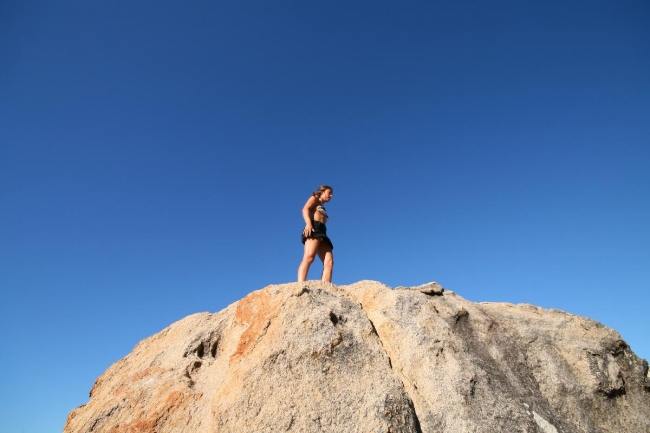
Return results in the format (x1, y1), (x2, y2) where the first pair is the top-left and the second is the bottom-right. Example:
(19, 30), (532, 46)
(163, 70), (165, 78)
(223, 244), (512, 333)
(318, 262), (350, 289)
(312, 185), (333, 202)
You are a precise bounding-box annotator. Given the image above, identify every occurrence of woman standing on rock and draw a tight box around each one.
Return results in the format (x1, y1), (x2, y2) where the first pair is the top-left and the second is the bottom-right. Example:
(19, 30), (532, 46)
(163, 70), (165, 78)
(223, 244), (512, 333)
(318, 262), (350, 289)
(298, 185), (334, 282)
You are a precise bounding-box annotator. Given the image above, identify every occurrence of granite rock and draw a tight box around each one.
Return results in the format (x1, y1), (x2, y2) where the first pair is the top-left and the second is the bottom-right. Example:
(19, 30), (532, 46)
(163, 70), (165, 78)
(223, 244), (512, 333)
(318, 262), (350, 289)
(65, 281), (650, 433)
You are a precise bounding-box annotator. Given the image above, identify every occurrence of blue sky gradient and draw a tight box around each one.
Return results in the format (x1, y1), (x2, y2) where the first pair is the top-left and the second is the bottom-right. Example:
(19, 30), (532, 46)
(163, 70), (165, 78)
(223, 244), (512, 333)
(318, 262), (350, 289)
(1, 2), (649, 431)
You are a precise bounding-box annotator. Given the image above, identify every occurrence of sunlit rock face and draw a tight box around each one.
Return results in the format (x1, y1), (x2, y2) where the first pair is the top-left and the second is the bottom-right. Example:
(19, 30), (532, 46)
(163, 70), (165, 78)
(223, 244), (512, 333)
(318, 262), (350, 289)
(65, 281), (650, 433)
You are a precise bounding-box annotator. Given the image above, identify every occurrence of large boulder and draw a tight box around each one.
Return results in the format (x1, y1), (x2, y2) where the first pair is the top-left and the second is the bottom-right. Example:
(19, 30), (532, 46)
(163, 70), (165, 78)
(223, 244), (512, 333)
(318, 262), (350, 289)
(64, 281), (650, 432)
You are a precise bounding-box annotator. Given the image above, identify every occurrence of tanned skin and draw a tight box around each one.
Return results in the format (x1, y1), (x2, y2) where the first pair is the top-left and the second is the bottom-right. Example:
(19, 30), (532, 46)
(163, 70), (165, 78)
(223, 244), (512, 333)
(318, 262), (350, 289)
(297, 188), (333, 282)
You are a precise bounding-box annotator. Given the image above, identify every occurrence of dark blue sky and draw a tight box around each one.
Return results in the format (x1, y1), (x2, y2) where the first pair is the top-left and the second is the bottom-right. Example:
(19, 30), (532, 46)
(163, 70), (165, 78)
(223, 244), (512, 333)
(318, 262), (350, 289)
(1, 1), (649, 431)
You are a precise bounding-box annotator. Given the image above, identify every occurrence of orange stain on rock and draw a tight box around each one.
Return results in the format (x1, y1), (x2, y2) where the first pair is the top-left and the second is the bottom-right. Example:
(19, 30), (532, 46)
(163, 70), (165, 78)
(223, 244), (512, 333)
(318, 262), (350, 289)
(108, 419), (156, 433)
(107, 391), (193, 433)
(231, 287), (283, 362)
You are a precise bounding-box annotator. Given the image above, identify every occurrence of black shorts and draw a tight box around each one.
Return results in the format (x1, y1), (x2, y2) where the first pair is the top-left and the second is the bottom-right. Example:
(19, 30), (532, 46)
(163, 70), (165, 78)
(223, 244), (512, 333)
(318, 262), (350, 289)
(301, 220), (333, 250)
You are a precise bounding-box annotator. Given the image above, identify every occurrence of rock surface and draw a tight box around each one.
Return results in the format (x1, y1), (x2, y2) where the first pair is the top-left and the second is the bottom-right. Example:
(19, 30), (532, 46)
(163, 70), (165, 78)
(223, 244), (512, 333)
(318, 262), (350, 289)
(65, 281), (650, 433)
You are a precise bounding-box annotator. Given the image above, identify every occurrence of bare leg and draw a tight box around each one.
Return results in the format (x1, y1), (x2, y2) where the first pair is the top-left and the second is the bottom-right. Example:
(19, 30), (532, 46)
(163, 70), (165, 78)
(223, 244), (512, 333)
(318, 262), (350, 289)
(298, 238), (320, 282)
(317, 242), (334, 282)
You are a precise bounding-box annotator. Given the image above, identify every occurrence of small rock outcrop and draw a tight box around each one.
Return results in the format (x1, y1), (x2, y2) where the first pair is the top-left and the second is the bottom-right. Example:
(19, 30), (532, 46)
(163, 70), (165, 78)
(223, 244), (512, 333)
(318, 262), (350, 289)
(64, 281), (650, 432)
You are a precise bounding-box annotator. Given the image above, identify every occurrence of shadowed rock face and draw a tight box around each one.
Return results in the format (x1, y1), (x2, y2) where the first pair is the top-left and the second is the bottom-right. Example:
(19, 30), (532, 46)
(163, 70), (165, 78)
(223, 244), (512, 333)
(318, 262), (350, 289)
(65, 281), (650, 433)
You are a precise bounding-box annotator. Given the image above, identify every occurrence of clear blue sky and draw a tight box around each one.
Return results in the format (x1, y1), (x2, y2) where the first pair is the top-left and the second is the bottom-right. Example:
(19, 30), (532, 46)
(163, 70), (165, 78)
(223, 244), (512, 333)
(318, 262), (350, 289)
(1, 1), (648, 431)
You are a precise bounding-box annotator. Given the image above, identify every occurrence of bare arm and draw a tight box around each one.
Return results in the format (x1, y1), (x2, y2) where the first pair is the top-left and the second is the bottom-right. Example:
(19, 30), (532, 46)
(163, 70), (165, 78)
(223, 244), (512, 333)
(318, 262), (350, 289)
(302, 196), (317, 237)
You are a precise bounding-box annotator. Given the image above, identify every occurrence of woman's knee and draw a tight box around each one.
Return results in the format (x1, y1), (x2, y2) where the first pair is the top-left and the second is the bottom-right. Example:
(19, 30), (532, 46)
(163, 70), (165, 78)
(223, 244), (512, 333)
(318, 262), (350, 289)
(302, 254), (316, 264)
(323, 254), (334, 268)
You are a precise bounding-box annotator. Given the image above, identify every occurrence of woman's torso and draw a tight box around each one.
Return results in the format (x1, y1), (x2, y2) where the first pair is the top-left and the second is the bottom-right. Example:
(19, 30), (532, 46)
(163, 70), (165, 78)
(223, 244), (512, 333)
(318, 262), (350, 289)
(309, 202), (328, 224)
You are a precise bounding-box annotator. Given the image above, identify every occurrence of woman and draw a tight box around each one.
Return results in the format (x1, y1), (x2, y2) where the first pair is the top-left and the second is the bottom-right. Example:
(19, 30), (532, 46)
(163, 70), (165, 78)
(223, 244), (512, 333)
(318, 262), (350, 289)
(298, 185), (334, 282)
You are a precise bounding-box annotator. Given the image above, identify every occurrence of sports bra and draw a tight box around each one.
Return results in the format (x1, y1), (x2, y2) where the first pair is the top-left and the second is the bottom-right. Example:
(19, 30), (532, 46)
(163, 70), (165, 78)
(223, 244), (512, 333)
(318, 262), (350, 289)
(316, 205), (329, 222)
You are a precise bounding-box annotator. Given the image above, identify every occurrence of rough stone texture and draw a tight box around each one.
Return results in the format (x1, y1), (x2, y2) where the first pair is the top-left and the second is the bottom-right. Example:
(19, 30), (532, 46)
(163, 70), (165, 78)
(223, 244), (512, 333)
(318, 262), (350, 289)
(65, 281), (650, 433)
